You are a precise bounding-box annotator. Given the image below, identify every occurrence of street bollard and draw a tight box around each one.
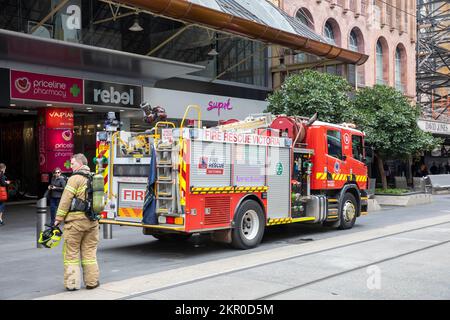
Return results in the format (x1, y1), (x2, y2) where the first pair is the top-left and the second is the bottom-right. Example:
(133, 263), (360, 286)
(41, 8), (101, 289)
(36, 197), (47, 248)
(103, 223), (112, 239)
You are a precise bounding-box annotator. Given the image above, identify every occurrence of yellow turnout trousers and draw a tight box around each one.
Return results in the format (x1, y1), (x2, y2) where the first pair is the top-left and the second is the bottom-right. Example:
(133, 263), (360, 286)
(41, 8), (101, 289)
(63, 219), (99, 289)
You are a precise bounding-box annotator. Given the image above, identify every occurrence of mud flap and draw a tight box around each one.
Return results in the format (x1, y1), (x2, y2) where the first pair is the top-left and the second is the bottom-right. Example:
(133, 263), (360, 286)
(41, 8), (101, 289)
(211, 229), (232, 244)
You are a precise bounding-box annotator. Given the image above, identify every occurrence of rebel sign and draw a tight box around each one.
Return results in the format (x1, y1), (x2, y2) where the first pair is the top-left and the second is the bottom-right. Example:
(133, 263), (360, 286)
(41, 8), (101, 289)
(84, 80), (142, 108)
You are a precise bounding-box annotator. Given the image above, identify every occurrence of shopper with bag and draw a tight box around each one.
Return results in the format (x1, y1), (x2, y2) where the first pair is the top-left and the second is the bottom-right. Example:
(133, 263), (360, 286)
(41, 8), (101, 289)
(0, 163), (11, 225)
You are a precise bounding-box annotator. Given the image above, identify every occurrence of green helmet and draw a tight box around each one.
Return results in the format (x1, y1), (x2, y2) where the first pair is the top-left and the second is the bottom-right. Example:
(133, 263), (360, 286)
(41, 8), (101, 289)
(38, 225), (62, 248)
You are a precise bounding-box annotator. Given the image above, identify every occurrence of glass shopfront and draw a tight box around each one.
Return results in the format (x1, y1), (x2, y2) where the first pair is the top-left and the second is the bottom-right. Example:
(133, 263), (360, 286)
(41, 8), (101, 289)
(0, 0), (269, 88)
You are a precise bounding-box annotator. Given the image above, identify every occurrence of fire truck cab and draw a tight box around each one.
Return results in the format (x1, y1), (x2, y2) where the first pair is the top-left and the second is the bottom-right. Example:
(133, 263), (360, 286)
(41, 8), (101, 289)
(96, 106), (368, 249)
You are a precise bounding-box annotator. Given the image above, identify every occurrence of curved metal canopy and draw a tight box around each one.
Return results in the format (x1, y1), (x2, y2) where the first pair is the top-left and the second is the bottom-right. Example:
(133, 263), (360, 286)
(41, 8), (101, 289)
(118, 0), (368, 65)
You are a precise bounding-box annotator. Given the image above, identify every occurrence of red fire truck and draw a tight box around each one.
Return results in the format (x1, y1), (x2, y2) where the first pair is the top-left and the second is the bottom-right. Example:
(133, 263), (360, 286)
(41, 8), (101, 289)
(96, 106), (368, 249)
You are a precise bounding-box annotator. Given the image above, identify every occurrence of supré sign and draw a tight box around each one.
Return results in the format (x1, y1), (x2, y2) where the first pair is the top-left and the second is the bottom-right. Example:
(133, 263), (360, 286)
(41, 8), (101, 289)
(143, 87), (268, 121)
(207, 98), (232, 116)
(84, 80), (142, 108)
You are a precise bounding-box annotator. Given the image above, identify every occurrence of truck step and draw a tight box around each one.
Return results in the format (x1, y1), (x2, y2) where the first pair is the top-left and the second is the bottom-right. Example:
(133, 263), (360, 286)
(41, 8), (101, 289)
(157, 196), (174, 200)
(156, 143), (173, 149)
(157, 192), (172, 197)
(327, 208), (339, 219)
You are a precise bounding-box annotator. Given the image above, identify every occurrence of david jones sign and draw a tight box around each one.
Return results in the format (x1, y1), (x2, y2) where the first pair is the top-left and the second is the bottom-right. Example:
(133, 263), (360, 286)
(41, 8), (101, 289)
(418, 120), (450, 135)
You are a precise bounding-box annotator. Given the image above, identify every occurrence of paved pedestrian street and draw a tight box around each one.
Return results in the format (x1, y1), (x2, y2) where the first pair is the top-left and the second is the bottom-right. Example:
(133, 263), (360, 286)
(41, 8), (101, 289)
(1, 196), (450, 300)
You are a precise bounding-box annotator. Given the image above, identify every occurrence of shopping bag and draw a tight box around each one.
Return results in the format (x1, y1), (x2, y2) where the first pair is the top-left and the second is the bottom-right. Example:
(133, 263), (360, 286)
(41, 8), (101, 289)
(0, 186), (8, 201)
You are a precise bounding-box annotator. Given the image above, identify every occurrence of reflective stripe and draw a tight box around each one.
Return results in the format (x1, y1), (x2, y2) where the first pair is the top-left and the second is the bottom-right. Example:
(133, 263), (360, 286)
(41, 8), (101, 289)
(267, 217), (315, 226)
(315, 172), (367, 182)
(67, 211), (86, 216)
(57, 209), (67, 216)
(65, 185), (77, 194)
(190, 186), (268, 194)
(81, 259), (97, 266)
(64, 260), (80, 266)
(77, 185), (87, 194)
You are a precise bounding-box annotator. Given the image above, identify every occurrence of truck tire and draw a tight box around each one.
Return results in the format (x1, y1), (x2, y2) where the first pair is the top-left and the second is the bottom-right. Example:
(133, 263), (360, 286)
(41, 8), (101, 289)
(231, 200), (265, 250)
(338, 192), (357, 230)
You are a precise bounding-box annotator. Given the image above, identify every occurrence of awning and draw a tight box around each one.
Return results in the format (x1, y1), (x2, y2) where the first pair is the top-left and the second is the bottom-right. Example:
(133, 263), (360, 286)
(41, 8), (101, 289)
(117, 0), (368, 65)
(0, 29), (204, 83)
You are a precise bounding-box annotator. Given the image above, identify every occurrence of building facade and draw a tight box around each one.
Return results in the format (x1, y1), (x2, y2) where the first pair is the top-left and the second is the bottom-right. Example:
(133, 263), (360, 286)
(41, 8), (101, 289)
(0, 0), (271, 196)
(274, 0), (416, 99)
(0, 0), (362, 197)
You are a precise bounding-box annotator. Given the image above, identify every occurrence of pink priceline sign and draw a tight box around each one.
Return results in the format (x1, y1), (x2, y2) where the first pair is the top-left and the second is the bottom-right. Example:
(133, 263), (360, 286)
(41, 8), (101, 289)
(46, 129), (74, 152)
(10, 70), (83, 104)
(39, 129), (74, 173)
(37, 109), (74, 174)
(40, 151), (73, 174)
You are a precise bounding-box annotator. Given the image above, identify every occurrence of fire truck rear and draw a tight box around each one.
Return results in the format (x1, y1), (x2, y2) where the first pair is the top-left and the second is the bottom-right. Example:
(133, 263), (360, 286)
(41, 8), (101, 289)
(96, 106), (368, 249)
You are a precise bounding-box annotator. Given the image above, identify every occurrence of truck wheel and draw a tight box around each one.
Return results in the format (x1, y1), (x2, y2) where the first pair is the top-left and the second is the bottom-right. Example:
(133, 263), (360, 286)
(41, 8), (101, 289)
(231, 200), (265, 250)
(338, 192), (357, 230)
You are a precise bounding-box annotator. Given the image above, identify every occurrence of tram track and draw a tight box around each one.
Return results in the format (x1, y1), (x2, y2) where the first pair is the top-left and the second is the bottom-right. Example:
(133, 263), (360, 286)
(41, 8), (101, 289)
(121, 220), (450, 300)
(256, 238), (450, 300)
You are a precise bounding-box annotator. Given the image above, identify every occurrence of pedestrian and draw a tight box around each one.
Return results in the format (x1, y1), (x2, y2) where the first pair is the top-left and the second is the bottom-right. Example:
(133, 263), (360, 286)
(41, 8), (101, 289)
(54, 154), (100, 291)
(419, 164), (429, 177)
(0, 163), (11, 225)
(430, 162), (438, 175)
(48, 167), (67, 226)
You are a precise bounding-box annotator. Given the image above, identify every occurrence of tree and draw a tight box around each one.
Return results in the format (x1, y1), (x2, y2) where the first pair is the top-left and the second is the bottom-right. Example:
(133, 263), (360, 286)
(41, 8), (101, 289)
(345, 85), (440, 189)
(266, 70), (352, 123)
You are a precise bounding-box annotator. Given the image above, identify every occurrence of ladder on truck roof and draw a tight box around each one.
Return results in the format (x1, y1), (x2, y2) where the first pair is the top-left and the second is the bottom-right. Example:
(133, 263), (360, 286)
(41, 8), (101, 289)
(217, 113), (274, 131)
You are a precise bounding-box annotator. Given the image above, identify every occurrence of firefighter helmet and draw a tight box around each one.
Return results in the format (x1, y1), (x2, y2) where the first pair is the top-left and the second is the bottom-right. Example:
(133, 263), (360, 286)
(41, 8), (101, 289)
(38, 225), (62, 248)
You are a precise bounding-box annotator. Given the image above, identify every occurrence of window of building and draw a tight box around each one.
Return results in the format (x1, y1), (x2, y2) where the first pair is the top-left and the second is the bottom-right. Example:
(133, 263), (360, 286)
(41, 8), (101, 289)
(376, 40), (384, 84)
(327, 130), (342, 159)
(352, 135), (364, 162)
(348, 29), (365, 87)
(295, 8), (314, 29)
(324, 22), (335, 45)
(373, 2), (381, 26)
(348, 31), (358, 86)
(293, 8), (314, 64)
(349, 31), (358, 52)
(395, 47), (403, 92)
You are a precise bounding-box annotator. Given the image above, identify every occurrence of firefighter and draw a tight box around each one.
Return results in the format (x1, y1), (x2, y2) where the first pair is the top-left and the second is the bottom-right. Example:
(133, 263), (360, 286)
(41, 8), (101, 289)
(54, 153), (100, 291)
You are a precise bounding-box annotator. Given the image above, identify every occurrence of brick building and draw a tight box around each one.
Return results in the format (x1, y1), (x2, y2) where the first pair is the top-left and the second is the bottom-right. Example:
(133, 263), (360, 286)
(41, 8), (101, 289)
(273, 0), (416, 99)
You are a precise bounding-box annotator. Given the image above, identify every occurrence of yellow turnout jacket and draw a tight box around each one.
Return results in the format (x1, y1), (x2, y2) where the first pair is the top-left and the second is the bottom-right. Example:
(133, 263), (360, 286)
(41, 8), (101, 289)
(56, 165), (91, 222)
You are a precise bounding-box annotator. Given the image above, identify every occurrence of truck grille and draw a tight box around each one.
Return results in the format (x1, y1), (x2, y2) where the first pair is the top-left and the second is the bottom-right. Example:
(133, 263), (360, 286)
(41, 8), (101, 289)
(204, 197), (231, 226)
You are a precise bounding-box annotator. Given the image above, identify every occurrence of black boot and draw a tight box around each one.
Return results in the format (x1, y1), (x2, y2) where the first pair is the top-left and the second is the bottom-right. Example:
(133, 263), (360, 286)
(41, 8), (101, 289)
(86, 282), (100, 290)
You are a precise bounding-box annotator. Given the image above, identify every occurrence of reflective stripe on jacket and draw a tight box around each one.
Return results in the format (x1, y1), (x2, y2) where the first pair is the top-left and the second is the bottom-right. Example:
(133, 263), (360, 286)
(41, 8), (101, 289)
(56, 165), (91, 222)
